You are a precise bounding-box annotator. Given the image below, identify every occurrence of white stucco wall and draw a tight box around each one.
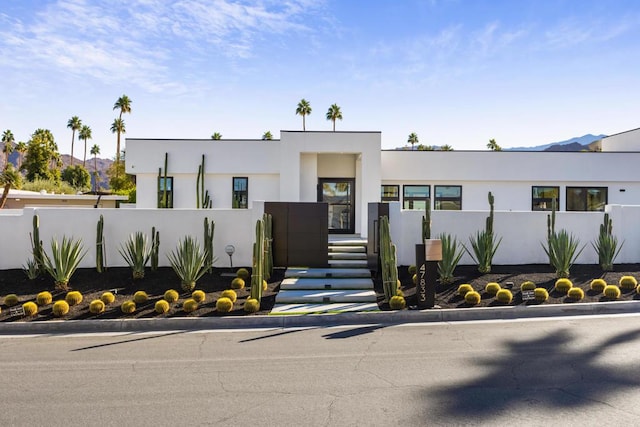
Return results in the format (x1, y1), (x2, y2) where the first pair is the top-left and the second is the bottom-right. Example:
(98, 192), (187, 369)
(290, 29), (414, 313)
(601, 128), (640, 152)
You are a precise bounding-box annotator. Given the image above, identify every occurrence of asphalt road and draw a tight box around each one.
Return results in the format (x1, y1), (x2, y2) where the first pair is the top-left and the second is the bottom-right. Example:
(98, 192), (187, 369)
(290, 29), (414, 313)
(2, 314), (640, 426)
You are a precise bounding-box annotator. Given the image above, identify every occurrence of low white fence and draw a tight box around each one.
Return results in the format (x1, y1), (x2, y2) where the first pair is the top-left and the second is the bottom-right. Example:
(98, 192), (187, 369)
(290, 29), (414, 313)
(1, 203), (638, 270)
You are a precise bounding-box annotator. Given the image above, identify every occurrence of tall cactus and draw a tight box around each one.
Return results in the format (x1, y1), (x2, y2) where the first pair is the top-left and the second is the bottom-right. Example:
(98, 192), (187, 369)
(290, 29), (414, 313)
(196, 154), (212, 209)
(150, 226), (160, 271)
(379, 215), (398, 302)
(422, 198), (431, 240)
(547, 198), (557, 242)
(263, 212), (273, 280)
(464, 192), (501, 274)
(203, 217), (215, 273)
(96, 215), (105, 273)
(30, 214), (44, 274)
(486, 192), (494, 235)
(250, 219), (265, 302)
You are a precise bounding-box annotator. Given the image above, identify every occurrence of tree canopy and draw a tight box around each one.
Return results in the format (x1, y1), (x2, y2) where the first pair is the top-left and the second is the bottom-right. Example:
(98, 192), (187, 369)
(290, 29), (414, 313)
(22, 129), (61, 182)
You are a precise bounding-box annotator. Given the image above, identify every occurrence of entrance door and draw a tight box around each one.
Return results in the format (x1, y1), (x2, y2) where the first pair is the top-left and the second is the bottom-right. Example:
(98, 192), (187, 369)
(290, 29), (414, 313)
(318, 178), (355, 234)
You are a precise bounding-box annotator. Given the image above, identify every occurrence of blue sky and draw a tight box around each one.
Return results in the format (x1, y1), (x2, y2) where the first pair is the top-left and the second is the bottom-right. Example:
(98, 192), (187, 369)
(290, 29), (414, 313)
(1, 0), (640, 158)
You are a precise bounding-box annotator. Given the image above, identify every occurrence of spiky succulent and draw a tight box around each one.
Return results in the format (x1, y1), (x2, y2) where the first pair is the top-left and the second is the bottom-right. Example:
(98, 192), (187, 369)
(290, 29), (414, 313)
(167, 236), (208, 292)
(118, 232), (151, 280)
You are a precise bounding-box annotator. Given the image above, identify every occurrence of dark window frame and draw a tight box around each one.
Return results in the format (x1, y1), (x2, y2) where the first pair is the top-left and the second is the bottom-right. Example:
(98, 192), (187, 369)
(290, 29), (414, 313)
(381, 185), (400, 202)
(232, 177), (248, 209)
(157, 176), (174, 208)
(531, 185), (560, 211)
(566, 186), (608, 212)
(403, 185), (430, 210)
(434, 185), (462, 210)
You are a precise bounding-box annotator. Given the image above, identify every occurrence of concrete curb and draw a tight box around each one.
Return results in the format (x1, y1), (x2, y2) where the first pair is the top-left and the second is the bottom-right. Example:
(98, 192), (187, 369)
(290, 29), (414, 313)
(2, 300), (640, 335)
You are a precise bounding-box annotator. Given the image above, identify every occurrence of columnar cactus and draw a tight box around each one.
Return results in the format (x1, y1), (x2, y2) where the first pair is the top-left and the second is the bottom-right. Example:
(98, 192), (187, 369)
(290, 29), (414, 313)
(263, 213), (273, 280)
(422, 199), (431, 240)
(96, 215), (105, 273)
(250, 219), (265, 303)
(30, 214), (44, 274)
(203, 218), (215, 273)
(379, 215), (399, 302)
(196, 154), (212, 209)
(150, 226), (159, 271)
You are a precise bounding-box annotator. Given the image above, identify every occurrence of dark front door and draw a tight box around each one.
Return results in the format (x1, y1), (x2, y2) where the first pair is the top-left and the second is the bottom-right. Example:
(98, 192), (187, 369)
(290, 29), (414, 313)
(318, 178), (355, 234)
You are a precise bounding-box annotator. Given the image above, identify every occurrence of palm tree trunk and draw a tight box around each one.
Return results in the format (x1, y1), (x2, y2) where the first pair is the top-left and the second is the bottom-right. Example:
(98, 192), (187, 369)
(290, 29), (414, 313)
(332, 119), (335, 131)
(303, 115), (306, 131)
(94, 155), (98, 192)
(116, 131), (121, 165)
(0, 183), (10, 209)
(83, 138), (87, 168)
(70, 133), (75, 166)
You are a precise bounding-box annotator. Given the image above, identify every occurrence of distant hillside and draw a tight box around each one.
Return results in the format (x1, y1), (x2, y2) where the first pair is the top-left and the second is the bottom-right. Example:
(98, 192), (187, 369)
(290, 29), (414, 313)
(506, 134), (606, 151)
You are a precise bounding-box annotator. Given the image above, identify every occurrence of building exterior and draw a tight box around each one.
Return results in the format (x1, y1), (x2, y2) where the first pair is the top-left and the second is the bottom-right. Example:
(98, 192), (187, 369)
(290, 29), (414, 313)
(126, 128), (640, 238)
(4, 189), (127, 209)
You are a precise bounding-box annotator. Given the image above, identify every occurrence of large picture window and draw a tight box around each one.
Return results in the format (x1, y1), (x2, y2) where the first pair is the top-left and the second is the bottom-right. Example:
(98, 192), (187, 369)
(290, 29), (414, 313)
(532, 186), (559, 211)
(566, 187), (607, 211)
(434, 185), (461, 210)
(381, 185), (400, 202)
(403, 185), (430, 210)
(232, 177), (248, 209)
(157, 177), (174, 208)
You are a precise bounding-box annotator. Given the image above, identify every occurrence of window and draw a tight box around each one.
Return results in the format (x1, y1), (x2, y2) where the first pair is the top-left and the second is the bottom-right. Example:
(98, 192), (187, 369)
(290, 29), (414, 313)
(434, 185), (462, 210)
(566, 187), (607, 211)
(403, 185), (430, 210)
(532, 186), (559, 211)
(381, 185), (399, 202)
(157, 177), (174, 208)
(232, 177), (248, 209)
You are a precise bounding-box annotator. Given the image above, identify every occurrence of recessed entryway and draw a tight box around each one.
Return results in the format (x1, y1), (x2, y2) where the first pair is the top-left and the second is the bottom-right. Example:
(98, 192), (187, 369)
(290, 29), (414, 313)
(318, 178), (355, 234)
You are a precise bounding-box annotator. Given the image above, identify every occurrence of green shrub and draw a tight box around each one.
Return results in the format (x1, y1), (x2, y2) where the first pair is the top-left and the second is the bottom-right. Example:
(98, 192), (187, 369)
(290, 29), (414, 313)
(4, 294), (19, 307)
(604, 285), (621, 299)
(133, 291), (148, 304)
(164, 289), (179, 303)
(485, 282), (501, 296)
(554, 278), (573, 294)
(36, 291), (52, 306)
(65, 291), (83, 306)
(520, 281), (536, 291)
(457, 284), (473, 297)
(52, 300), (70, 317)
(192, 290), (206, 303)
(496, 289), (513, 304)
(231, 277), (245, 289)
(464, 291), (481, 305)
(155, 300), (170, 314)
(22, 302), (38, 316)
(534, 288), (549, 302)
(236, 268), (250, 280)
(408, 265), (417, 275)
(183, 298), (198, 313)
(619, 276), (638, 290)
(101, 292), (116, 304)
(89, 299), (105, 314)
(590, 279), (607, 293)
(389, 295), (406, 310)
(121, 300), (136, 314)
(567, 287), (585, 301)
(216, 297), (233, 313)
(243, 298), (260, 313)
(220, 289), (237, 303)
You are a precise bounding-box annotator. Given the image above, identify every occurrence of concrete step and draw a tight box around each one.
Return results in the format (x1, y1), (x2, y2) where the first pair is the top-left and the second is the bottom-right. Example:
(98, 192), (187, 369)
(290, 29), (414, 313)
(328, 259), (368, 268)
(270, 302), (380, 315)
(328, 245), (366, 253)
(328, 252), (367, 260)
(285, 268), (371, 278)
(280, 277), (374, 290)
(328, 239), (368, 247)
(276, 290), (376, 304)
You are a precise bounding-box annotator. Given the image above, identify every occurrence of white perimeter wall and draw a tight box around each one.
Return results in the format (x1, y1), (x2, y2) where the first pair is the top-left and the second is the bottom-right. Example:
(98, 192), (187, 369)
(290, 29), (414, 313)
(602, 128), (640, 152)
(0, 207), (264, 270)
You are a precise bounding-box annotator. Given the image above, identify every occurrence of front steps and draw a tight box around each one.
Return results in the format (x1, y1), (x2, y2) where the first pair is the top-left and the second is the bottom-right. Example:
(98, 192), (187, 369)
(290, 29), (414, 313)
(271, 237), (379, 315)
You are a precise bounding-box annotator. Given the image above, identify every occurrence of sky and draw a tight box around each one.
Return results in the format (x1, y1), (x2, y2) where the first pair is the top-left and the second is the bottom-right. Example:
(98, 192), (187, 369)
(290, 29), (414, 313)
(1, 0), (640, 159)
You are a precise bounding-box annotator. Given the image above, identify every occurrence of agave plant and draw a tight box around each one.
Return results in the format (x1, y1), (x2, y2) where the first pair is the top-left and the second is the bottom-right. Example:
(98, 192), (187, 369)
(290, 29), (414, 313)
(437, 233), (464, 285)
(42, 236), (86, 291)
(167, 236), (208, 292)
(464, 230), (501, 274)
(542, 229), (585, 278)
(119, 232), (152, 279)
(592, 213), (623, 271)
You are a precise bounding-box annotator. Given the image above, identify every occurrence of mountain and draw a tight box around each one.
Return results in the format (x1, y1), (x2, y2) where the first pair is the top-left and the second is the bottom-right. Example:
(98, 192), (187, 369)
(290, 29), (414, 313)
(506, 134), (606, 151)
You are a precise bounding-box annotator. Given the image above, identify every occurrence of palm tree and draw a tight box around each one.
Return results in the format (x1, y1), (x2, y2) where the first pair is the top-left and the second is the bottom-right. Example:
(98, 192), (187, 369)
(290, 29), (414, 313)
(295, 99), (312, 131)
(440, 144), (454, 151)
(0, 164), (21, 209)
(2, 129), (15, 170)
(90, 144), (100, 192)
(487, 138), (502, 151)
(326, 104), (343, 131)
(113, 95), (132, 164)
(211, 132), (222, 140)
(66, 116), (82, 166)
(79, 125), (92, 168)
(15, 141), (27, 169)
(407, 132), (419, 150)
(262, 131), (273, 140)
(110, 119), (126, 175)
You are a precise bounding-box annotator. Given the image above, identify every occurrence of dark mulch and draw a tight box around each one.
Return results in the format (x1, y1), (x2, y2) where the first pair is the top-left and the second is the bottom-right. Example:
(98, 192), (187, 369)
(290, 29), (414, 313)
(383, 264), (640, 309)
(0, 267), (284, 322)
